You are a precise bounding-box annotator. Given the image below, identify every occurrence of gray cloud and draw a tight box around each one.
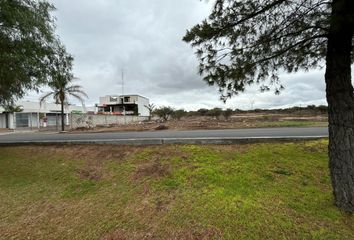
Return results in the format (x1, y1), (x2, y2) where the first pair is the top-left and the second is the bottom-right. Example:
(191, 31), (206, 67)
(23, 0), (341, 110)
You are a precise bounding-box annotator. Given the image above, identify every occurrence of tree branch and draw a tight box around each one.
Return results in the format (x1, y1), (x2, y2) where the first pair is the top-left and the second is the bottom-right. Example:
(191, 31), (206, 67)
(219, 0), (288, 31)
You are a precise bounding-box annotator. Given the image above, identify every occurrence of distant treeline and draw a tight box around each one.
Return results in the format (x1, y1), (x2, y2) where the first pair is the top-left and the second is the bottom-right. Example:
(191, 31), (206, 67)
(152, 105), (328, 121)
(190, 105), (328, 116)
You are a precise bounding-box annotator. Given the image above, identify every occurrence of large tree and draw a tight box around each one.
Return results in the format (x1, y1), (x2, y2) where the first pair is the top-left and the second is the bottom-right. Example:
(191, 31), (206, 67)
(0, 0), (61, 105)
(40, 45), (87, 132)
(184, 0), (354, 212)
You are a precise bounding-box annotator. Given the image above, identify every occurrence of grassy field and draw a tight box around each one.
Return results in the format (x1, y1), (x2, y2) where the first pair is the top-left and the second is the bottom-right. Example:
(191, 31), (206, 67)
(1, 140), (353, 239)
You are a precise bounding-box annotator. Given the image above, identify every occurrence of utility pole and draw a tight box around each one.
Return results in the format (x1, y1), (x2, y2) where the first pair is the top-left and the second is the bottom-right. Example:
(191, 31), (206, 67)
(121, 68), (124, 99)
(121, 68), (126, 124)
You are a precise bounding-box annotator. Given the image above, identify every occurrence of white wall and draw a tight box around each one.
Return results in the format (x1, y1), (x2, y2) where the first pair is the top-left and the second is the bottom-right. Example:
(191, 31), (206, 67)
(99, 95), (121, 106)
(8, 114), (14, 129)
(0, 114), (6, 128)
(98, 95), (150, 116)
(0, 113), (16, 129)
(70, 114), (148, 129)
(137, 96), (150, 116)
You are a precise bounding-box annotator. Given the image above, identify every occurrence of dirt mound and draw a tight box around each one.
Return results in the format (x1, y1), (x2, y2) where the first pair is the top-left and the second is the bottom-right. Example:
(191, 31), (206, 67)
(155, 125), (169, 130)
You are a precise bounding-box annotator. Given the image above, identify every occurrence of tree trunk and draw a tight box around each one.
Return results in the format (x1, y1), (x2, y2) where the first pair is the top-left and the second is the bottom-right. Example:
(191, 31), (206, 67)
(61, 102), (65, 132)
(325, 0), (354, 212)
(5, 113), (9, 128)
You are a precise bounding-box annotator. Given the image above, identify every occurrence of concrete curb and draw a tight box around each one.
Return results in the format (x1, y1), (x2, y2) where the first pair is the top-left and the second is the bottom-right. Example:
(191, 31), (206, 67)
(0, 136), (328, 146)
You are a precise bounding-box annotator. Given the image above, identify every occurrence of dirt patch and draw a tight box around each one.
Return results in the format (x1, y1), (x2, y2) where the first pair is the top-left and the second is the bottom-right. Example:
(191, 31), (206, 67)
(0, 128), (12, 133)
(132, 160), (171, 181)
(101, 229), (127, 240)
(171, 225), (222, 240)
(76, 168), (103, 181)
(19, 145), (142, 181)
(206, 144), (251, 155)
(102, 225), (221, 240)
(20, 144), (140, 162)
(101, 229), (150, 240)
(155, 125), (169, 130)
(67, 145), (131, 162)
(68, 145), (140, 180)
(302, 144), (327, 153)
(74, 151), (106, 181)
(148, 145), (191, 160)
(101, 229), (156, 240)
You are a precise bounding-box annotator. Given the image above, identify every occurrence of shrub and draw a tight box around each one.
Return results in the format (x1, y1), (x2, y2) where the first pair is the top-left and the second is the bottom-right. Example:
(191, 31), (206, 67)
(223, 108), (233, 120)
(208, 108), (223, 119)
(172, 109), (187, 120)
(154, 107), (174, 121)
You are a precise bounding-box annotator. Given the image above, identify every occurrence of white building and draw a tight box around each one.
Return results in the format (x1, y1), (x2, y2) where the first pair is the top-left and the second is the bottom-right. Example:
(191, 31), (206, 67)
(0, 100), (94, 129)
(98, 94), (149, 116)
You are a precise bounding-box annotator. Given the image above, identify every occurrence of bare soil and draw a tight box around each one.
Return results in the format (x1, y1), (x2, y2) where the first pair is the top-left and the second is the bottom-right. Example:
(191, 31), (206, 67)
(132, 161), (171, 181)
(70, 112), (328, 133)
(0, 128), (12, 133)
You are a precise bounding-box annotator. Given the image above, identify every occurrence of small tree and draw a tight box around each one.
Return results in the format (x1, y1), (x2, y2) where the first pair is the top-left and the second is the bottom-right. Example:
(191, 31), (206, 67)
(172, 109), (187, 120)
(208, 108), (223, 120)
(223, 108), (233, 121)
(154, 107), (174, 121)
(197, 108), (209, 116)
(40, 45), (87, 132)
(2, 104), (23, 113)
(144, 103), (155, 121)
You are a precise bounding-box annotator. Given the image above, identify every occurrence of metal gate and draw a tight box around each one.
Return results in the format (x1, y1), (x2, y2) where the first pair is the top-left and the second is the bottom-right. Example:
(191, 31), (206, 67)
(13, 112), (69, 132)
(14, 112), (39, 130)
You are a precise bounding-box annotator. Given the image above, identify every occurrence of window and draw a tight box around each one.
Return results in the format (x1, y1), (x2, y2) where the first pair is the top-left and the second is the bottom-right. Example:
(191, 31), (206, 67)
(110, 97), (118, 102)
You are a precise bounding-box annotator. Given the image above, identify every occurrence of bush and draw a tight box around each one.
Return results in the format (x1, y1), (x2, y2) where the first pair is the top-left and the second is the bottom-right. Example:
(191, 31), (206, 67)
(172, 109), (187, 120)
(318, 105), (328, 113)
(197, 108), (209, 116)
(223, 108), (233, 120)
(155, 125), (169, 130)
(208, 108), (223, 119)
(154, 107), (174, 121)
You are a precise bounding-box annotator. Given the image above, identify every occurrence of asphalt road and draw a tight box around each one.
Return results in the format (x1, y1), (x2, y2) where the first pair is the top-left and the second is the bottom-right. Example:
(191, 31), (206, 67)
(0, 127), (328, 144)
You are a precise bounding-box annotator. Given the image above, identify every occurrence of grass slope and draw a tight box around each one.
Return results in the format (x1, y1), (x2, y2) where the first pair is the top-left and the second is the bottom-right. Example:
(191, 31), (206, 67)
(0, 140), (353, 239)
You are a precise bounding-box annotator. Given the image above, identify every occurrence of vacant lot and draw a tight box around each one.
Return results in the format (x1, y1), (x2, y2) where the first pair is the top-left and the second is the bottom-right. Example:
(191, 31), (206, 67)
(72, 113), (328, 133)
(1, 140), (353, 239)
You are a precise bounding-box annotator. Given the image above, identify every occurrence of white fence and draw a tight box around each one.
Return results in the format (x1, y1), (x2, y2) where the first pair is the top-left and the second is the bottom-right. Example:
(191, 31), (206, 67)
(70, 114), (148, 129)
(0, 113), (148, 131)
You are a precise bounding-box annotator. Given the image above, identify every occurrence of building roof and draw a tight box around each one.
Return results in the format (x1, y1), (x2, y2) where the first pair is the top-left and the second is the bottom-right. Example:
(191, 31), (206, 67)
(103, 94), (149, 100)
(1, 101), (95, 113)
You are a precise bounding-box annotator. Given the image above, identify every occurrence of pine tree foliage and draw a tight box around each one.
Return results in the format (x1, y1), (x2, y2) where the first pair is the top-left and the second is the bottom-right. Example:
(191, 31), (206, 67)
(183, 0), (336, 100)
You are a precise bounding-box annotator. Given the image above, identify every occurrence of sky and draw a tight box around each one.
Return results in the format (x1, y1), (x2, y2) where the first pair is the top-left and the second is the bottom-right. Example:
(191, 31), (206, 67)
(23, 0), (331, 111)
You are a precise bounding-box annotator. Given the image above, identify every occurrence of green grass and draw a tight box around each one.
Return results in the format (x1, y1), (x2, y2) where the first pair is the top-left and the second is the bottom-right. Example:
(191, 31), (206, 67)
(0, 140), (353, 239)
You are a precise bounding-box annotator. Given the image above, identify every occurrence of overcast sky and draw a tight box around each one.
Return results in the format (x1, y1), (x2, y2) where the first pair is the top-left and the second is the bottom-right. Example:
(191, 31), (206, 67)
(23, 0), (332, 110)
